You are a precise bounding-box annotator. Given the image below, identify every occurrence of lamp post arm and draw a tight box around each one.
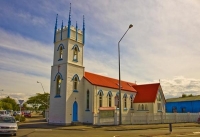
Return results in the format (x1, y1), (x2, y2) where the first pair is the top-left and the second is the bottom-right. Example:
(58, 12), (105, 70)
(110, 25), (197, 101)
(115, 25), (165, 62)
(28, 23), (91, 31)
(40, 83), (45, 93)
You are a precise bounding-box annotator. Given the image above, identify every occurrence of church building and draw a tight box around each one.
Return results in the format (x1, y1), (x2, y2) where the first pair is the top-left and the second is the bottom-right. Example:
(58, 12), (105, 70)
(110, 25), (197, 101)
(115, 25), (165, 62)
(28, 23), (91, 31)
(49, 5), (166, 125)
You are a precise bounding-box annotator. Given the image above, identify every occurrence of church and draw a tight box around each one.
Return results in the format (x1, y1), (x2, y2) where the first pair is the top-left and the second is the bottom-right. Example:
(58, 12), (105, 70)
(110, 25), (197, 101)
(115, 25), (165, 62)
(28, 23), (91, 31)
(49, 6), (166, 125)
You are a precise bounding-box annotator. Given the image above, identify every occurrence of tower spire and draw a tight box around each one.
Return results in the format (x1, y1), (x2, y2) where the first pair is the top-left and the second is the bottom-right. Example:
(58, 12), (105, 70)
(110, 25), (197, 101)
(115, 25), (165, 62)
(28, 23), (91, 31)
(54, 14), (58, 43)
(82, 15), (85, 45)
(76, 21), (78, 41)
(61, 20), (63, 40)
(67, 3), (71, 38)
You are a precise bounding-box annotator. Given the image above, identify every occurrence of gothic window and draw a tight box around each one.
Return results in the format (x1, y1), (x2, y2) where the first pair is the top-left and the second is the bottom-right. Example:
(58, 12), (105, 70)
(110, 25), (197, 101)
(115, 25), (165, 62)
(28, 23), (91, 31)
(141, 104), (144, 110)
(57, 44), (64, 61)
(86, 90), (89, 110)
(56, 75), (61, 96)
(59, 47), (63, 60)
(72, 74), (80, 92)
(123, 94), (127, 109)
(74, 77), (78, 90)
(108, 94), (112, 107)
(99, 91), (103, 107)
(130, 96), (133, 109)
(73, 47), (78, 61)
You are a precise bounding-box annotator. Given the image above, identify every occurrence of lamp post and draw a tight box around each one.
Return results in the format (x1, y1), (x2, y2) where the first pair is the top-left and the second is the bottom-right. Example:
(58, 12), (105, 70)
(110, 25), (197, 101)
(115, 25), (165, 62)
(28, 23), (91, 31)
(37, 81), (45, 93)
(118, 24), (133, 125)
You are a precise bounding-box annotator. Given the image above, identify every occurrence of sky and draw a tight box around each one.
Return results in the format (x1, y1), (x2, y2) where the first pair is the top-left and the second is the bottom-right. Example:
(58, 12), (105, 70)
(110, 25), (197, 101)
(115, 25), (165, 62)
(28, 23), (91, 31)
(0, 0), (200, 101)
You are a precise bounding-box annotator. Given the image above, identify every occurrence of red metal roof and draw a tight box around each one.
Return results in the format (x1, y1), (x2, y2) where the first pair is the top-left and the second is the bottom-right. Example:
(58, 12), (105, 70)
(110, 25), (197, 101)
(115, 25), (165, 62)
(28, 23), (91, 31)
(84, 72), (137, 92)
(133, 83), (160, 103)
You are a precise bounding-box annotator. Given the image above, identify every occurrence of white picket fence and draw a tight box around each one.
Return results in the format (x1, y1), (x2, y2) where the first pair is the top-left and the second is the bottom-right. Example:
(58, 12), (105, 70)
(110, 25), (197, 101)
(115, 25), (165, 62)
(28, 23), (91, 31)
(93, 112), (200, 125)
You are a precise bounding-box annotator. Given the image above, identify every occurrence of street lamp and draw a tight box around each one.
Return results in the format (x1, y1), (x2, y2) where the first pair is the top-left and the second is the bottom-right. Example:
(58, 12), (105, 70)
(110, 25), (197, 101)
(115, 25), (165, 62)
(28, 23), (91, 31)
(118, 24), (133, 125)
(37, 81), (45, 93)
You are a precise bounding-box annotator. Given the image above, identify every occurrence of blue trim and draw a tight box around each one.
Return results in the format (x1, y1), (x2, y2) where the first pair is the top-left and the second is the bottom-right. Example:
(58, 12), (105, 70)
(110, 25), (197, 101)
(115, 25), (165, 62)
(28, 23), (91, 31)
(71, 74), (80, 82)
(107, 91), (112, 96)
(73, 89), (78, 92)
(67, 3), (71, 38)
(58, 58), (63, 61)
(72, 44), (80, 52)
(123, 93), (127, 98)
(54, 72), (64, 81)
(97, 90), (104, 95)
(61, 20), (63, 40)
(57, 43), (65, 51)
(85, 110), (90, 111)
(54, 95), (61, 98)
(54, 14), (58, 43)
(82, 15), (85, 45)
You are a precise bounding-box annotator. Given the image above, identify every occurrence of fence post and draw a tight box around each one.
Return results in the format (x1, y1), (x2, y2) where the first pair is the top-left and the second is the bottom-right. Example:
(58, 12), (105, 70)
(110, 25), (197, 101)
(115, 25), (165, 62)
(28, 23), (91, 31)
(97, 112), (100, 125)
(114, 112), (118, 125)
(187, 112), (190, 122)
(161, 112), (163, 124)
(146, 112), (149, 124)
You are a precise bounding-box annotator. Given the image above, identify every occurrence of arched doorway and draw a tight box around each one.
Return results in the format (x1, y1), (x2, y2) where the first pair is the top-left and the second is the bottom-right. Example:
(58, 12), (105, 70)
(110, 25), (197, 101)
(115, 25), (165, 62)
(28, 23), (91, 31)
(73, 101), (78, 121)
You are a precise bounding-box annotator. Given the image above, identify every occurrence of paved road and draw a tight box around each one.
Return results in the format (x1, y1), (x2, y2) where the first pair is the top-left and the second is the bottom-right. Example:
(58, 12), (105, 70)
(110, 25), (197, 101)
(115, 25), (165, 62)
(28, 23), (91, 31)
(5, 115), (199, 137)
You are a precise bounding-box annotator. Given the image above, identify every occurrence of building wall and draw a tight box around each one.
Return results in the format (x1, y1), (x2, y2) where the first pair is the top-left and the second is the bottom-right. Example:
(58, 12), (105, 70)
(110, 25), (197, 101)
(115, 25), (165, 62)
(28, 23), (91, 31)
(166, 100), (200, 113)
(49, 25), (84, 125)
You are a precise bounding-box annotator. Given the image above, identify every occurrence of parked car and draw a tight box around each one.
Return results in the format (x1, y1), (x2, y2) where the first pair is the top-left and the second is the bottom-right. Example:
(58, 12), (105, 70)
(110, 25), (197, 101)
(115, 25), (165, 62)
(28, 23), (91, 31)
(24, 112), (31, 118)
(0, 115), (18, 136)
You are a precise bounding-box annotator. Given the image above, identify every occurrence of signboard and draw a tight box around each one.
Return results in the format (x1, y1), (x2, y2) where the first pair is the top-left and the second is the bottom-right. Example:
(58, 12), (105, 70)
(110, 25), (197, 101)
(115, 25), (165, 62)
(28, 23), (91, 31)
(18, 100), (24, 107)
(99, 110), (114, 118)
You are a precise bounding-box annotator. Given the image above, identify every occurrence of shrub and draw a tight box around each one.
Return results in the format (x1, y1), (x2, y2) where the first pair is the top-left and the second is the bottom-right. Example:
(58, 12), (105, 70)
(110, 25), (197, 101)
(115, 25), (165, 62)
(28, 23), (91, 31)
(15, 115), (26, 122)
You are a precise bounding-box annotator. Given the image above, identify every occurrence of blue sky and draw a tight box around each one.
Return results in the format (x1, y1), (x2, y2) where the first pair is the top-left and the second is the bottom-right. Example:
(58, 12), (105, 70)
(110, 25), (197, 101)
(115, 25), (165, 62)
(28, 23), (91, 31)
(1, 0), (200, 101)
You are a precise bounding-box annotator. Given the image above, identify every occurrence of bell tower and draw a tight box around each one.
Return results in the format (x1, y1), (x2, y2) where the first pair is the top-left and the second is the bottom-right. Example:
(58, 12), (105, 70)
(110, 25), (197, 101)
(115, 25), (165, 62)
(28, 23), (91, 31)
(49, 3), (85, 125)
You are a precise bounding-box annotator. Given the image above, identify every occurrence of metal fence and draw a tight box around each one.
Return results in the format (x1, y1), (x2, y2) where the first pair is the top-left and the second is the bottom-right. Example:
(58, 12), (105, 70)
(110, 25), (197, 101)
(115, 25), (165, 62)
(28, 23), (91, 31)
(93, 112), (200, 125)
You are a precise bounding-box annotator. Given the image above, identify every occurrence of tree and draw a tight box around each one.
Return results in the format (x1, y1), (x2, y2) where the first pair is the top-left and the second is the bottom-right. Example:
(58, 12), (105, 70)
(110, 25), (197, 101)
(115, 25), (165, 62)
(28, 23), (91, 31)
(0, 96), (18, 110)
(26, 93), (49, 112)
(182, 94), (187, 98)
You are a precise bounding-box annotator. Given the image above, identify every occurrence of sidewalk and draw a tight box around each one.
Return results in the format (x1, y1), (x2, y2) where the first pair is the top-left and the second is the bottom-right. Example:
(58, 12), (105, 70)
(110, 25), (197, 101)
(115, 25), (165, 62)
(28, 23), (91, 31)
(18, 116), (200, 131)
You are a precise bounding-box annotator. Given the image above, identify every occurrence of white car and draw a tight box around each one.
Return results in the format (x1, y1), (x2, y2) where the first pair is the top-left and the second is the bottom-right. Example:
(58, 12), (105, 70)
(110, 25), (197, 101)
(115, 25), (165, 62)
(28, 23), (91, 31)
(0, 115), (18, 136)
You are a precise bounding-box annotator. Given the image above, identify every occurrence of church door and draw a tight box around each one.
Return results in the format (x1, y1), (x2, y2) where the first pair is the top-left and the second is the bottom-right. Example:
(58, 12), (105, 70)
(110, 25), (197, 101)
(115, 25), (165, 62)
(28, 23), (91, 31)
(73, 101), (78, 121)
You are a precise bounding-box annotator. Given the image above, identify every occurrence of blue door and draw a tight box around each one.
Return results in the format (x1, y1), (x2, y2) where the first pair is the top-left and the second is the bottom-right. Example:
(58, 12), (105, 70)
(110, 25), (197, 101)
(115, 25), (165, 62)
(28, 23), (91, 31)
(73, 101), (78, 121)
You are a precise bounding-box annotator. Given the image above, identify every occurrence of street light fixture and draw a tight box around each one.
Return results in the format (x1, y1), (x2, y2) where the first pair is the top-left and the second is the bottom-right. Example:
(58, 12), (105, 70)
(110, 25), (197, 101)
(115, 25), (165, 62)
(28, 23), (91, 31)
(37, 81), (45, 93)
(118, 24), (133, 125)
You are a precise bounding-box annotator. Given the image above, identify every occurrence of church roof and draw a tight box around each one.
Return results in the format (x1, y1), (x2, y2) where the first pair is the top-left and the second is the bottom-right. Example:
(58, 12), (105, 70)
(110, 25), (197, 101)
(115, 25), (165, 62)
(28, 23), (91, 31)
(133, 83), (160, 103)
(84, 72), (137, 92)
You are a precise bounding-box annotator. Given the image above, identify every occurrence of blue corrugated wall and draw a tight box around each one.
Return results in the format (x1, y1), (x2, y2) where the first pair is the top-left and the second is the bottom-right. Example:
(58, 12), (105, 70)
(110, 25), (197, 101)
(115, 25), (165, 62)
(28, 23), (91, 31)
(166, 100), (200, 113)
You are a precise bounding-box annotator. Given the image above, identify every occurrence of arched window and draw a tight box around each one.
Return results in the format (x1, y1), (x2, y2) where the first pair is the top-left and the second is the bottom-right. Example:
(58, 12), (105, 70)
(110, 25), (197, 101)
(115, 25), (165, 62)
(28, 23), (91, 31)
(56, 75), (61, 96)
(59, 47), (63, 59)
(130, 96), (133, 109)
(108, 93), (112, 107)
(74, 77), (78, 90)
(72, 74), (80, 92)
(86, 90), (89, 110)
(142, 104), (144, 110)
(123, 94), (127, 109)
(99, 91), (103, 107)
(73, 47), (78, 61)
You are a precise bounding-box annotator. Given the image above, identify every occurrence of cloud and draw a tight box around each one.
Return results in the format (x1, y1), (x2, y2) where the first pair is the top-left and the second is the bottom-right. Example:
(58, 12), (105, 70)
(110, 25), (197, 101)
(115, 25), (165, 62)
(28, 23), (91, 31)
(159, 76), (200, 99)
